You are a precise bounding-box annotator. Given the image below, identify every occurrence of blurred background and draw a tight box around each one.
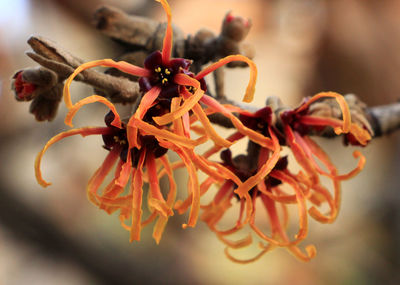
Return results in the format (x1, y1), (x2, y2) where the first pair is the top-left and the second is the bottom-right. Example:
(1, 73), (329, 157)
(1, 0), (400, 284)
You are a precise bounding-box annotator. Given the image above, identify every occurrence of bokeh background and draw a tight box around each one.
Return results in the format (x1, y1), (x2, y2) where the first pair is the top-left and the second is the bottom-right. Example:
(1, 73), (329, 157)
(1, 0), (400, 284)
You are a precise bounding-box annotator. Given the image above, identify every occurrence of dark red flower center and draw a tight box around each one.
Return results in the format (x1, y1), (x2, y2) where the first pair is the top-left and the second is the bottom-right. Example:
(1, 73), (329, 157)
(139, 51), (207, 99)
(102, 111), (168, 167)
(239, 106), (273, 136)
(220, 149), (288, 198)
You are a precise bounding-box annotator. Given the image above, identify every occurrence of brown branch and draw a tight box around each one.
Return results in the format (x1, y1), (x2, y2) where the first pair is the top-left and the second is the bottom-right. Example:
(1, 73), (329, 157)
(27, 36), (141, 103)
(14, 35), (400, 139)
(368, 101), (400, 137)
(11, 7), (400, 139)
(93, 5), (254, 98)
(93, 5), (254, 63)
(209, 94), (400, 139)
(11, 36), (143, 121)
(94, 5), (163, 49)
(12, 6), (257, 122)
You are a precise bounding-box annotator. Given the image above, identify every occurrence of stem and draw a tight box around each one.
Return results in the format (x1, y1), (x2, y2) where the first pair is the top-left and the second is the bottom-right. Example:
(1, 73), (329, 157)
(368, 102), (400, 137)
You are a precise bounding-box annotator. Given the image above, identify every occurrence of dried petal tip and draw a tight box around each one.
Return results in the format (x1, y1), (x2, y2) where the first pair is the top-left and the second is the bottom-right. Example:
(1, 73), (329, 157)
(195, 55), (257, 103)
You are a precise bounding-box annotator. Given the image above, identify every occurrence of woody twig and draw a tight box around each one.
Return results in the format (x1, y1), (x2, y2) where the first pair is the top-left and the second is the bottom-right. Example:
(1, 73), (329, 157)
(10, 5), (400, 139)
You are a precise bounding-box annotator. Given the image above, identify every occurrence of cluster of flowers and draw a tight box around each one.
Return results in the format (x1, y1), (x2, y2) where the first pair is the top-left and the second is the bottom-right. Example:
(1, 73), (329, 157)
(34, 0), (371, 262)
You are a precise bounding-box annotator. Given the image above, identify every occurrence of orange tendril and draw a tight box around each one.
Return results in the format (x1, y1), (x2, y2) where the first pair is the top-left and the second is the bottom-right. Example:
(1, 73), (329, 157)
(127, 86), (161, 148)
(35, 127), (113, 187)
(224, 244), (276, 264)
(130, 151), (146, 241)
(156, 0), (173, 64)
(201, 95), (274, 149)
(65, 95), (121, 128)
(63, 59), (150, 108)
(234, 127), (281, 198)
(295, 92), (351, 134)
(175, 176), (215, 214)
(153, 75), (204, 125)
(173, 147), (200, 229)
(116, 149), (132, 187)
(131, 117), (203, 148)
(153, 155), (177, 243)
(299, 116), (371, 146)
(146, 152), (173, 217)
(86, 147), (121, 205)
(195, 55), (257, 103)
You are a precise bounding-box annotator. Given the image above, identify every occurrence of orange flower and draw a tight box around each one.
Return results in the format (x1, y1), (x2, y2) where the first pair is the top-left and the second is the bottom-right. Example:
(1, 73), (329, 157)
(35, 95), (242, 241)
(200, 148), (317, 263)
(31, 0), (372, 262)
(279, 92), (370, 223)
(62, 0), (258, 151)
(199, 92), (371, 263)
(42, 0), (265, 232)
(35, 108), (176, 242)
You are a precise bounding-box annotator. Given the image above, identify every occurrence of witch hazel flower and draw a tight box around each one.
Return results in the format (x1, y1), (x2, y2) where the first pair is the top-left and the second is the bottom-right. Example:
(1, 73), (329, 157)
(36, 0), (261, 233)
(279, 92), (370, 223)
(30, 0), (373, 262)
(200, 148), (318, 263)
(35, 107), (178, 242)
(197, 119), (315, 262)
(196, 92), (371, 263)
(62, 0), (258, 151)
(35, 87), (247, 241)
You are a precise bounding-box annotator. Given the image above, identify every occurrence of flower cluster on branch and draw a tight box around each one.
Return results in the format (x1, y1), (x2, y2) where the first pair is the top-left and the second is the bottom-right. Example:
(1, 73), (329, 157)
(13, 0), (373, 263)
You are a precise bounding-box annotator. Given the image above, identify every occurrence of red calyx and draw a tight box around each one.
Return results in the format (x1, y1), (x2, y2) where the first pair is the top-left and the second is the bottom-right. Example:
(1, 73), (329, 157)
(225, 12), (249, 27)
(14, 71), (36, 101)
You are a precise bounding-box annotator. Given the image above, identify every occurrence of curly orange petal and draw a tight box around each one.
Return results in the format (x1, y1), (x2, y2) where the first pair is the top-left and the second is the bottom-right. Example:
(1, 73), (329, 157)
(156, 0), (173, 64)
(200, 95), (274, 149)
(64, 95), (121, 128)
(224, 243), (276, 264)
(295, 92), (350, 134)
(234, 128), (281, 198)
(195, 55), (257, 103)
(146, 153), (172, 217)
(270, 170), (308, 243)
(132, 118), (202, 148)
(153, 155), (177, 243)
(63, 59), (150, 108)
(153, 84), (204, 126)
(35, 127), (112, 187)
(86, 148), (121, 205)
(175, 148), (200, 229)
(130, 151), (146, 242)
(217, 233), (252, 249)
(175, 176), (215, 214)
(116, 149), (132, 187)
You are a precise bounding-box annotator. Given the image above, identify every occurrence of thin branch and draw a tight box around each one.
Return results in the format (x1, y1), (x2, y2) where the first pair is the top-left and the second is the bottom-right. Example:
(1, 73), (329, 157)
(368, 102), (400, 137)
(209, 94), (400, 139)
(12, 8), (400, 138)
(27, 36), (141, 103)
